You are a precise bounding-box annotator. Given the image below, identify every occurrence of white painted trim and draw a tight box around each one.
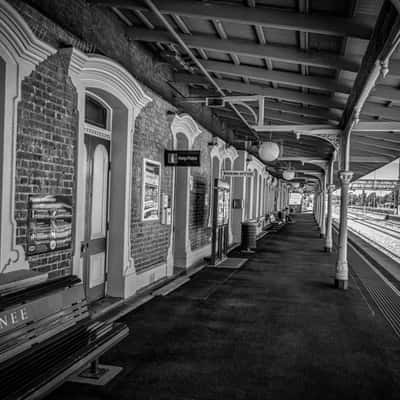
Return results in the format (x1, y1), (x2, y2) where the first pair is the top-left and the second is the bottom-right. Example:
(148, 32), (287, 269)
(135, 262), (168, 293)
(64, 47), (152, 299)
(210, 137), (226, 161)
(170, 114), (201, 270)
(0, 0), (55, 273)
(188, 244), (211, 268)
(224, 145), (239, 164)
(170, 113), (201, 150)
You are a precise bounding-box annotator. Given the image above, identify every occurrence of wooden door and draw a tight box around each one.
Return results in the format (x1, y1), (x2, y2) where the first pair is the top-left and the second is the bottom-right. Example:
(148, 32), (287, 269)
(211, 179), (230, 265)
(82, 134), (110, 302)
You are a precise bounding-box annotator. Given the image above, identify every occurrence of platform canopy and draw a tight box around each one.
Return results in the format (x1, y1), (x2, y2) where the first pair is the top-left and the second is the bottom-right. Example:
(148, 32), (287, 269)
(93, 0), (400, 185)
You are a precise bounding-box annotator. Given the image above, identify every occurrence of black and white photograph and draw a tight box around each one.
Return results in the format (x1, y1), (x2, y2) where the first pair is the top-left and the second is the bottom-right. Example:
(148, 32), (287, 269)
(0, 0), (400, 399)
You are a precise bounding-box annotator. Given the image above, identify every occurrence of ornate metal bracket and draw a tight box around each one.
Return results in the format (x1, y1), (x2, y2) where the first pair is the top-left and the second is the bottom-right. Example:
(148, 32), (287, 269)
(295, 129), (340, 149)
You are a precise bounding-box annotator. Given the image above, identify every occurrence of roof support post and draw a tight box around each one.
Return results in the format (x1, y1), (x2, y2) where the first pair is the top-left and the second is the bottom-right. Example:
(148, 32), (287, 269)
(325, 156), (335, 252)
(313, 192), (319, 225)
(319, 175), (327, 239)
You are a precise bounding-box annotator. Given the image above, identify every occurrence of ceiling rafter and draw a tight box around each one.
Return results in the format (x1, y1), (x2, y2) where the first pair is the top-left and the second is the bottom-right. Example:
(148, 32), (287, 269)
(130, 28), (361, 72)
(351, 146), (399, 157)
(361, 101), (400, 120)
(350, 138), (400, 151)
(178, 75), (346, 109)
(246, 0), (276, 88)
(94, 0), (374, 39)
(352, 131), (400, 143)
(353, 121), (400, 131)
(197, 60), (352, 94)
(93, 0), (400, 182)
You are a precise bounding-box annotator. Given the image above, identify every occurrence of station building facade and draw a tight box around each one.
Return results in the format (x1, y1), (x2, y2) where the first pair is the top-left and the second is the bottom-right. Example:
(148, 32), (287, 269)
(0, 0), (290, 303)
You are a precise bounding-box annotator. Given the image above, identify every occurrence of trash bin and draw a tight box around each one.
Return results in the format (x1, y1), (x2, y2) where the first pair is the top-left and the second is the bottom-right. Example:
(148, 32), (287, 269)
(241, 220), (257, 251)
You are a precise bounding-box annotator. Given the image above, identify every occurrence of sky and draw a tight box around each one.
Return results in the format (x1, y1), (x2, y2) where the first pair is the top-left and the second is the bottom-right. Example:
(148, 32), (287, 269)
(351, 158), (399, 195)
(334, 158), (400, 196)
(362, 158), (400, 180)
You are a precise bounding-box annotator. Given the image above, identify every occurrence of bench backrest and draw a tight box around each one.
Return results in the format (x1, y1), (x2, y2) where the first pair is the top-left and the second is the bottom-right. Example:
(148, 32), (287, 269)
(0, 279), (88, 364)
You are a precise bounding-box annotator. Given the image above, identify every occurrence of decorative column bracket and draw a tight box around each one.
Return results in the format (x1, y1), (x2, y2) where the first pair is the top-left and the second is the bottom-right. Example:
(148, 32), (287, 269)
(294, 129), (340, 149)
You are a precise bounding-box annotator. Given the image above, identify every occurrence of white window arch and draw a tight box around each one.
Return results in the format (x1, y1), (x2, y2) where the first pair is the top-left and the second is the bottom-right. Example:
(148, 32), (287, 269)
(0, 0), (55, 273)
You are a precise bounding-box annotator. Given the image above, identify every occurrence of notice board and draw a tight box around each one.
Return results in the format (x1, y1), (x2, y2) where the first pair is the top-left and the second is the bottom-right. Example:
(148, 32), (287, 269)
(27, 195), (73, 255)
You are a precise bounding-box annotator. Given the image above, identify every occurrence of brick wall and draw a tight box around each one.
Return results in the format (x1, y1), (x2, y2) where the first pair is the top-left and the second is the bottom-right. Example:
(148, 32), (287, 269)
(15, 51), (78, 278)
(189, 132), (213, 250)
(130, 94), (173, 273)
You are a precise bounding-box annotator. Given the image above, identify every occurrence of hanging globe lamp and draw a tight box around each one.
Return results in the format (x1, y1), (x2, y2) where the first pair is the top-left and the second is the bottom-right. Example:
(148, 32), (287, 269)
(258, 141), (280, 162)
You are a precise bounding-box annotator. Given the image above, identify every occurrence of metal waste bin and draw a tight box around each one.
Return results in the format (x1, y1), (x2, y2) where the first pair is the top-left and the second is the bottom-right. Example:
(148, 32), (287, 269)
(241, 220), (257, 251)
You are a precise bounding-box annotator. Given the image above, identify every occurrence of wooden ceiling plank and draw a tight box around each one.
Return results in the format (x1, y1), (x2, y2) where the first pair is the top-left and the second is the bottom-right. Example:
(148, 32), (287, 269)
(178, 74), (347, 109)
(351, 138), (400, 150)
(131, 27), (360, 72)
(369, 84), (400, 102)
(251, 124), (338, 132)
(361, 102), (400, 120)
(354, 121), (400, 131)
(351, 146), (398, 157)
(263, 110), (325, 125)
(95, 0), (373, 39)
(200, 60), (352, 94)
(278, 156), (389, 163)
(352, 131), (400, 143)
(263, 101), (341, 122)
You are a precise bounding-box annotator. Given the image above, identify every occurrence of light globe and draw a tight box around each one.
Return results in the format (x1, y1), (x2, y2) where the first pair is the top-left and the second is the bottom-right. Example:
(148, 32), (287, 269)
(258, 141), (280, 162)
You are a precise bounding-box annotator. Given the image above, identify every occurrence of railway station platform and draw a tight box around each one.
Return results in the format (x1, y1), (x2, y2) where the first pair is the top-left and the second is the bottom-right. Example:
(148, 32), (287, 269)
(47, 213), (400, 400)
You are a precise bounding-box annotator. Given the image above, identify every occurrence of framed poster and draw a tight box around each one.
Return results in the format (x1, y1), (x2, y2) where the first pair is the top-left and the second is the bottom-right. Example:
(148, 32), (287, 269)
(27, 195), (73, 255)
(142, 159), (161, 221)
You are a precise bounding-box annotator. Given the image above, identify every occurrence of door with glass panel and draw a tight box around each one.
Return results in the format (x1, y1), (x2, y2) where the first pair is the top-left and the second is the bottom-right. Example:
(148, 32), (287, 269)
(82, 135), (110, 302)
(82, 94), (111, 303)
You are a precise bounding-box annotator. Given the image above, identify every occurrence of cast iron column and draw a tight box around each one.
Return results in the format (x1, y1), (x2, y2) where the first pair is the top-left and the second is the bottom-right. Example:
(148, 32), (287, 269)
(335, 171), (353, 289)
(320, 175), (327, 238)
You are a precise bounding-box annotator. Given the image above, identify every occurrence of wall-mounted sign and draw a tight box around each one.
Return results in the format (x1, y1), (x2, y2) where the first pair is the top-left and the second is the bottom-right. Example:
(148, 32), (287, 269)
(142, 159), (161, 221)
(164, 150), (201, 167)
(27, 195), (72, 256)
(222, 170), (255, 178)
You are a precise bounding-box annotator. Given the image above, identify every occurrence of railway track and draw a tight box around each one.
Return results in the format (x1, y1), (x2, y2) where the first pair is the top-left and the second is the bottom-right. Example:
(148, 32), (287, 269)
(348, 214), (400, 239)
(333, 208), (400, 262)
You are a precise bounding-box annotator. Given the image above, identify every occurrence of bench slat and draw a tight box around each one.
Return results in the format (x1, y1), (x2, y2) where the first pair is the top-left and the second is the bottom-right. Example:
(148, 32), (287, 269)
(0, 276), (129, 400)
(3, 323), (128, 400)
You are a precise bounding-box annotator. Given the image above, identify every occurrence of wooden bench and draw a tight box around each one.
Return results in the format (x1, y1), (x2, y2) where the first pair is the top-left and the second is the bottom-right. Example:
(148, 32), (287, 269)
(263, 214), (285, 233)
(0, 275), (129, 400)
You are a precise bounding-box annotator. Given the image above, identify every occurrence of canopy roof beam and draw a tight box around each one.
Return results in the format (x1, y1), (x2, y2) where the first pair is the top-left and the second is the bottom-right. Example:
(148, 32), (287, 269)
(131, 28), (360, 72)
(94, 0), (373, 39)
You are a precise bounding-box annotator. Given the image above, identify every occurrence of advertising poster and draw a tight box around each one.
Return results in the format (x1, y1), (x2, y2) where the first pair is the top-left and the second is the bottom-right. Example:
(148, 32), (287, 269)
(27, 195), (73, 255)
(142, 159), (161, 221)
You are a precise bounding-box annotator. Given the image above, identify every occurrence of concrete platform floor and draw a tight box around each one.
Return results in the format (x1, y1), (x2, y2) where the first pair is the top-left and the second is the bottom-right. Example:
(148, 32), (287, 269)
(48, 214), (400, 400)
